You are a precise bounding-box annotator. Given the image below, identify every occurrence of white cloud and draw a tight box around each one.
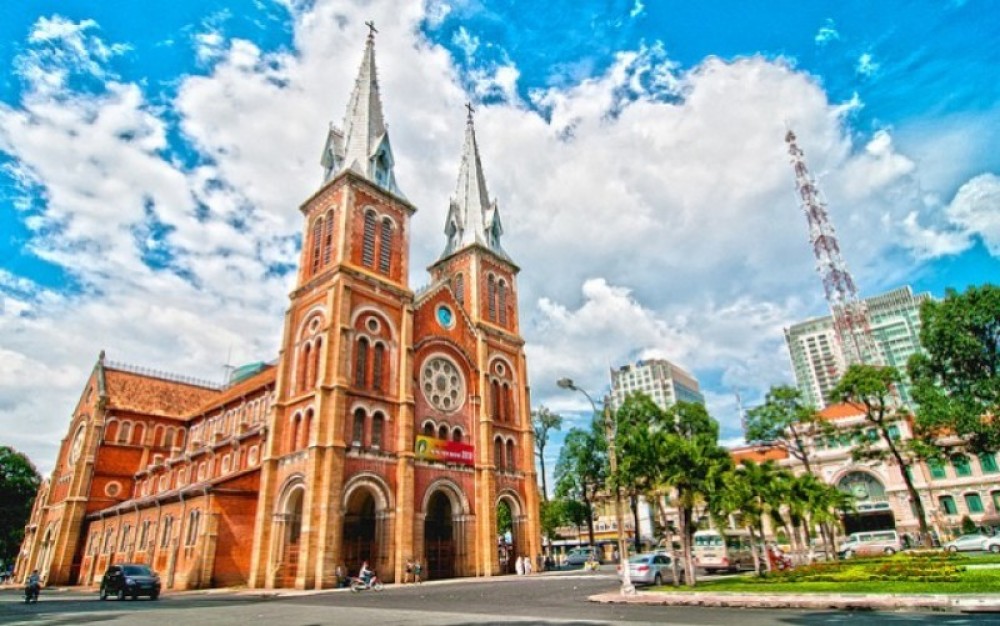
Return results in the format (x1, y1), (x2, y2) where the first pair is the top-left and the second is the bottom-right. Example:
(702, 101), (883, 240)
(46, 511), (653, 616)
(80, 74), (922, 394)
(944, 173), (1000, 255)
(814, 19), (840, 46)
(1, 1), (993, 472)
(630, 1), (645, 19)
(856, 52), (880, 77)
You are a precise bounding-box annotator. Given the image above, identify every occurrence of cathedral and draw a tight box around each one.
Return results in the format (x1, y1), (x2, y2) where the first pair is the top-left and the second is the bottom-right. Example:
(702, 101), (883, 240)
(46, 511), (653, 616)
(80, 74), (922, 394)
(16, 28), (541, 590)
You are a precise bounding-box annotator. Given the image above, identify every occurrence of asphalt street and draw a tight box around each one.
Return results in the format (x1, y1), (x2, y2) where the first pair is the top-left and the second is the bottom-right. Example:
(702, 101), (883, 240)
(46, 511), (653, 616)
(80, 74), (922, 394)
(1, 569), (996, 626)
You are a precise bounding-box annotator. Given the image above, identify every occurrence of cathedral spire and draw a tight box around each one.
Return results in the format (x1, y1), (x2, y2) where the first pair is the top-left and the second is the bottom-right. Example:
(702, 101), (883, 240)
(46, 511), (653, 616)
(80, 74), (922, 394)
(441, 105), (507, 260)
(320, 22), (401, 195)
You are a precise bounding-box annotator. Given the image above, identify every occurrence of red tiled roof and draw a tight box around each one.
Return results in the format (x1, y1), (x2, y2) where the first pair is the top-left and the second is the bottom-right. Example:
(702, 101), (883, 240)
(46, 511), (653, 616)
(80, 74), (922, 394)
(818, 402), (867, 421)
(729, 445), (789, 463)
(104, 369), (220, 418)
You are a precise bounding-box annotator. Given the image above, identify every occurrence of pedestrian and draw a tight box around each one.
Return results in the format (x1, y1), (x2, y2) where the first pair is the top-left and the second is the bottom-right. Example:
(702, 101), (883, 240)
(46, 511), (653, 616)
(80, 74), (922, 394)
(515, 555), (524, 576)
(335, 564), (347, 588)
(413, 558), (423, 583)
(524, 555), (533, 575)
(613, 548), (619, 563)
(405, 558), (414, 584)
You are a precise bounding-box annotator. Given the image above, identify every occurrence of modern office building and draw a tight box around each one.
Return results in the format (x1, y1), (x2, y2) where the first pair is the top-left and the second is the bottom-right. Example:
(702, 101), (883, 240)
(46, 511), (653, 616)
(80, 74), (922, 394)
(785, 286), (932, 408)
(609, 358), (705, 411)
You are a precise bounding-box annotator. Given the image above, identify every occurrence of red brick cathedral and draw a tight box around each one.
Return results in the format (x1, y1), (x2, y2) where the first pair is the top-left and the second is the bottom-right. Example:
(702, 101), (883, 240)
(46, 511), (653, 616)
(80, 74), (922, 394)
(16, 29), (541, 590)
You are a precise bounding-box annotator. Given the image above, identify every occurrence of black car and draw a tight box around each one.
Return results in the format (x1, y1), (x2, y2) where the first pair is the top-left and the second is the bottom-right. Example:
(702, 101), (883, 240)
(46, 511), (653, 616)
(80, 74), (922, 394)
(100, 564), (161, 600)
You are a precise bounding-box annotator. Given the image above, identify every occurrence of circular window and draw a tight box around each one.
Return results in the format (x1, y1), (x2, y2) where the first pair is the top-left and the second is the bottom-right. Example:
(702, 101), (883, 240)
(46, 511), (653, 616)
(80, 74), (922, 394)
(366, 317), (380, 333)
(436, 305), (454, 329)
(494, 362), (506, 377)
(420, 356), (465, 413)
(105, 481), (121, 497)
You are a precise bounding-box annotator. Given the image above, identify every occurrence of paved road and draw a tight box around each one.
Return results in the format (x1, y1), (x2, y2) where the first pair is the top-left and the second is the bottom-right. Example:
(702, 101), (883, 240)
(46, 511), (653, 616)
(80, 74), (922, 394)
(1, 571), (996, 626)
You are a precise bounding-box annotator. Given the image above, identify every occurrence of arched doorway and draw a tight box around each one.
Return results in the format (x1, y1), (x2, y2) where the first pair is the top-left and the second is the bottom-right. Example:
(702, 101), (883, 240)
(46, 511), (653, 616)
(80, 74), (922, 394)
(837, 471), (895, 534)
(496, 499), (515, 574)
(277, 487), (304, 588)
(424, 491), (454, 580)
(343, 488), (378, 576)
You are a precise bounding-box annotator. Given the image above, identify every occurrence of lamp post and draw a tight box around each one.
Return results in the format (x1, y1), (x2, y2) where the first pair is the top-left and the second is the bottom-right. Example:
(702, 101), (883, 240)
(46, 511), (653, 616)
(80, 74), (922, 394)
(556, 377), (635, 596)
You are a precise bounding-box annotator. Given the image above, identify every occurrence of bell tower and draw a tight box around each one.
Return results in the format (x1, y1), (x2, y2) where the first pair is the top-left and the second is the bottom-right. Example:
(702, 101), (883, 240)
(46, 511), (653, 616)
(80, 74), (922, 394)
(428, 106), (540, 576)
(250, 24), (417, 589)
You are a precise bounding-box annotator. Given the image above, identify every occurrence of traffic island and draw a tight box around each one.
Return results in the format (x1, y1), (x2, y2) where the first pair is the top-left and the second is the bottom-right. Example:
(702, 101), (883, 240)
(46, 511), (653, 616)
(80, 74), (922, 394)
(589, 590), (1000, 612)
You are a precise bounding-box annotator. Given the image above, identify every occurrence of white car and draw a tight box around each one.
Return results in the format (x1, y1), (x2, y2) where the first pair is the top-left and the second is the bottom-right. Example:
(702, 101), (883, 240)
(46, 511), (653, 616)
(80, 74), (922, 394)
(944, 533), (1000, 553)
(565, 546), (600, 566)
(617, 553), (686, 586)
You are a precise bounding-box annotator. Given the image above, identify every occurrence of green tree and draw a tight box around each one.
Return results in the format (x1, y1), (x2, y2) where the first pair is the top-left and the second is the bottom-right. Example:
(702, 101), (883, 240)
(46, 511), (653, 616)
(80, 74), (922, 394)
(909, 284), (1000, 454)
(745, 385), (831, 474)
(0, 447), (41, 565)
(532, 406), (563, 502)
(554, 422), (607, 547)
(539, 499), (566, 547)
(831, 364), (933, 546)
(616, 397), (731, 586)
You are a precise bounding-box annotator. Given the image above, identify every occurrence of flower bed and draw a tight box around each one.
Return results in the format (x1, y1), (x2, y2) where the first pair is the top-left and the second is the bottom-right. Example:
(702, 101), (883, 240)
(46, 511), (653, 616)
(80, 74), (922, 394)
(754, 552), (965, 584)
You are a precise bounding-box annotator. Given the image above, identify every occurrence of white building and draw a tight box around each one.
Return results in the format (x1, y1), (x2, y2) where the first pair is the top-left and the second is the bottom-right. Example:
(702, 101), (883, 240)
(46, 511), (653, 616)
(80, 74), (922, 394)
(610, 358), (704, 411)
(785, 285), (932, 408)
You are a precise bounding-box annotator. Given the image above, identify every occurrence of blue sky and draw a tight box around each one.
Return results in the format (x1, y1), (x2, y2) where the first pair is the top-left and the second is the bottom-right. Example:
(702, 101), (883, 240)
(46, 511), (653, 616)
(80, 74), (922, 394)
(1, 0), (997, 474)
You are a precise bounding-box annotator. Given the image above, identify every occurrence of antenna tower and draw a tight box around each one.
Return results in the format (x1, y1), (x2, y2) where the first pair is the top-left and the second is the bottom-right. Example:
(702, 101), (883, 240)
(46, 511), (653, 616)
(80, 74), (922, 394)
(785, 130), (882, 367)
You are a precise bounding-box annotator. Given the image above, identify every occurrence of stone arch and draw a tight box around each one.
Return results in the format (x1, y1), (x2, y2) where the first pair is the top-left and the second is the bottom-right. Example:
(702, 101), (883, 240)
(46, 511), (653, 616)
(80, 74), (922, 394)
(104, 419), (119, 443)
(496, 489), (526, 575)
(341, 472), (393, 580)
(273, 475), (307, 588)
(350, 305), (398, 343)
(421, 478), (471, 581)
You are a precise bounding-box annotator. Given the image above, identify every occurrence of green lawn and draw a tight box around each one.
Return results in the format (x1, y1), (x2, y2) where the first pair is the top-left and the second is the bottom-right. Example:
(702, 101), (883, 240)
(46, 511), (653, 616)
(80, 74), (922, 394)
(651, 553), (1000, 595)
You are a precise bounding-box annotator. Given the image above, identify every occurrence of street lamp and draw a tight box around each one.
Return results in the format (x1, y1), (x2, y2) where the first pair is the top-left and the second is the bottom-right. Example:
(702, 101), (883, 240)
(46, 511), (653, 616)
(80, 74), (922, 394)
(556, 377), (635, 596)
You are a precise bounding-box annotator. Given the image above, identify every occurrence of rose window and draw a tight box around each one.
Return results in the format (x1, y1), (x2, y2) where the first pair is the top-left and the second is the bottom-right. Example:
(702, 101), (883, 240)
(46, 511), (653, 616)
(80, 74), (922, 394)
(420, 357), (465, 413)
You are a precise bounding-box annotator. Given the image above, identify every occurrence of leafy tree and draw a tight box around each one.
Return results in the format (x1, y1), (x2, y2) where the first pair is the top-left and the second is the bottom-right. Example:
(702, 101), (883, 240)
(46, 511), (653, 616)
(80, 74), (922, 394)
(831, 364), (934, 546)
(532, 406), (563, 502)
(745, 385), (831, 474)
(909, 284), (1000, 454)
(616, 397), (731, 586)
(497, 499), (513, 536)
(0, 447), (41, 565)
(539, 499), (566, 546)
(554, 422), (607, 547)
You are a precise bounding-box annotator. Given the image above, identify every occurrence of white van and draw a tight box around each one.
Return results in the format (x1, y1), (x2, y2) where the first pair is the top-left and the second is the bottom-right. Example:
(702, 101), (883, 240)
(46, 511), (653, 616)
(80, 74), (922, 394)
(692, 529), (756, 573)
(838, 530), (901, 558)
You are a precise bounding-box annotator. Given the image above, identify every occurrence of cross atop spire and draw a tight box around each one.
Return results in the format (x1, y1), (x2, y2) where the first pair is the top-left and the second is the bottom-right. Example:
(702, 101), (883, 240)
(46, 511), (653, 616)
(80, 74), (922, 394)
(439, 106), (509, 261)
(319, 24), (402, 195)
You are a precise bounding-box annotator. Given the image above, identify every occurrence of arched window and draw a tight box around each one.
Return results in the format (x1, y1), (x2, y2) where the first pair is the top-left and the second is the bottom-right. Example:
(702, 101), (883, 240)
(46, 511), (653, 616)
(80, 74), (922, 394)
(311, 338), (323, 388)
(372, 343), (385, 391)
(372, 413), (384, 449)
(118, 422), (132, 444)
(299, 410), (313, 449)
(487, 275), (497, 321)
(494, 438), (504, 471)
(133, 423), (145, 446)
(362, 210), (377, 268)
(301, 343), (312, 392)
(311, 216), (323, 275)
(355, 338), (369, 388)
(498, 280), (508, 326)
(491, 380), (501, 421)
(289, 414), (301, 452)
(104, 421), (119, 443)
(160, 516), (174, 548)
(438, 424), (449, 440)
(322, 209), (335, 265)
(352, 409), (365, 446)
(185, 510), (200, 546)
(423, 422), (435, 437)
(452, 427), (463, 443)
(378, 218), (393, 275)
(455, 274), (464, 305)
(506, 440), (516, 471)
(502, 383), (513, 424)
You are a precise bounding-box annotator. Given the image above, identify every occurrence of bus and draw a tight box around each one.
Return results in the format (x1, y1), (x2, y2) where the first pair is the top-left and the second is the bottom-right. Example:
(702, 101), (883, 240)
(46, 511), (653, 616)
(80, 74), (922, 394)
(691, 529), (756, 573)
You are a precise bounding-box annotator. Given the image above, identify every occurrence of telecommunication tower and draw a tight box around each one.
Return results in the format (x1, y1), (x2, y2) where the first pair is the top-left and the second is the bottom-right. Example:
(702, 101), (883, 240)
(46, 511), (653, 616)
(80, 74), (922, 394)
(785, 130), (882, 367)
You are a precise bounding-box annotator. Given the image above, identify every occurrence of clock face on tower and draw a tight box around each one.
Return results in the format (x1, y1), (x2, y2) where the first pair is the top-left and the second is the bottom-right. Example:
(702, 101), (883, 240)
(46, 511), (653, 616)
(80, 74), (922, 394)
(69, 426), (86, 465)
(420, 356), (465, 413)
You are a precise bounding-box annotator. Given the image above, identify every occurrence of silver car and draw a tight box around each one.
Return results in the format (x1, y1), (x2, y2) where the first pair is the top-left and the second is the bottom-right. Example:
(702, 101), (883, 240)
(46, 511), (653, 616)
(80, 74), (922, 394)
(944, 533), (1000, 553)
(617, 553), (685, 586)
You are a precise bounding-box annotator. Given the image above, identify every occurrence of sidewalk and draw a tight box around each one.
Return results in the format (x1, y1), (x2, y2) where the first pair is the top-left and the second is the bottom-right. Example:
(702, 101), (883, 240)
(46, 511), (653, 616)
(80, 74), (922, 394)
(589, 589), (1000, 613)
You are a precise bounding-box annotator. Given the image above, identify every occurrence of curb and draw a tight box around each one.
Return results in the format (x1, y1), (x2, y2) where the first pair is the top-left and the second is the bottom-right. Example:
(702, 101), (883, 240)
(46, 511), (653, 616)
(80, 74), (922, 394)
(589, 591), (1000, 613)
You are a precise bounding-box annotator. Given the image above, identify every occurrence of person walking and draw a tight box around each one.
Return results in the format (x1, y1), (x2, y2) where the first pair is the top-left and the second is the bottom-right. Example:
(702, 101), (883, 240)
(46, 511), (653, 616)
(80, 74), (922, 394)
(523, 555), (533, 575)
(413, 558), (423, 583)
(404, 558), (414, 584)
(515, 555), (524, 576)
